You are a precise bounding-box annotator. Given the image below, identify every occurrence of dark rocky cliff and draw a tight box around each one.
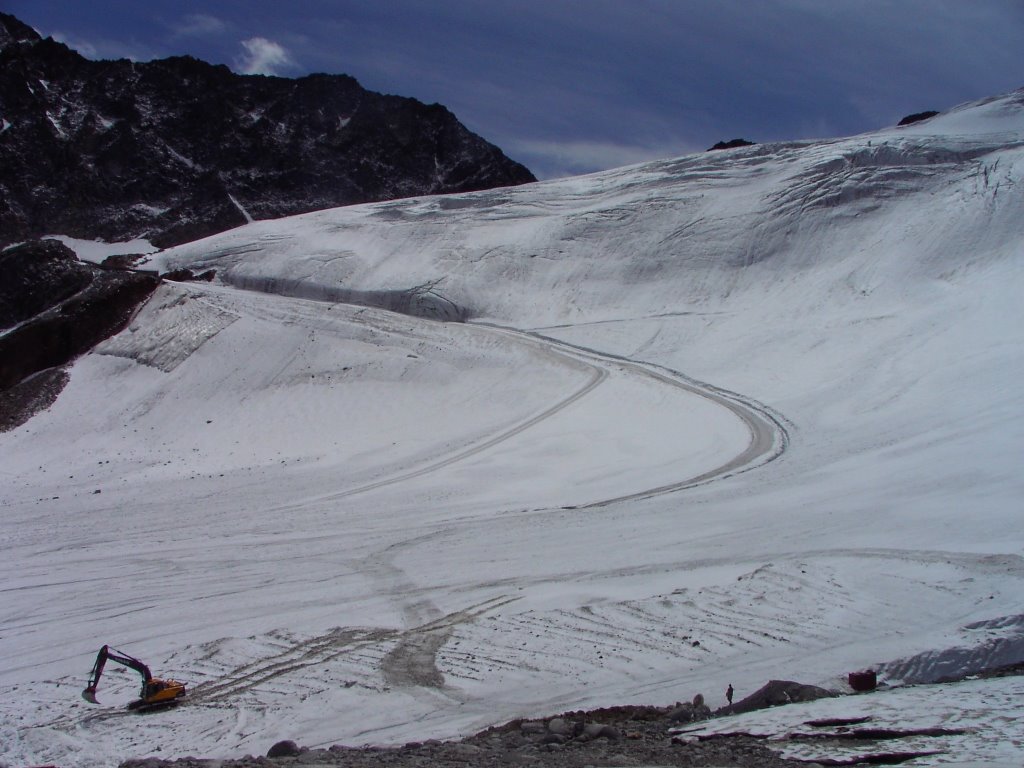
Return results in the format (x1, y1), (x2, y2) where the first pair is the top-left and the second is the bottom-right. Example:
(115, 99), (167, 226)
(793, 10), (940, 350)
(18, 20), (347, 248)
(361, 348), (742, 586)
(0, 239), (160, 429)
(0, 12), (535, 248)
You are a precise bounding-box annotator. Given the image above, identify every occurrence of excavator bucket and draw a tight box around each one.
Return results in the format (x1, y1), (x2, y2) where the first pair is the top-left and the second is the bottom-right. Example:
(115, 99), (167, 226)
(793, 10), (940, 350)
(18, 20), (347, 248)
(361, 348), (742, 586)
(82, 686), (99, 705)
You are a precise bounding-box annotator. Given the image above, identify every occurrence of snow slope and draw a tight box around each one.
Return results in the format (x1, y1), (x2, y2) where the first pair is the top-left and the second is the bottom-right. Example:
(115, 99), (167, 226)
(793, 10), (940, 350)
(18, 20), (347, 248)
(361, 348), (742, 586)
(2, 90), (1023, 766)
(678, 675), (1024, 766)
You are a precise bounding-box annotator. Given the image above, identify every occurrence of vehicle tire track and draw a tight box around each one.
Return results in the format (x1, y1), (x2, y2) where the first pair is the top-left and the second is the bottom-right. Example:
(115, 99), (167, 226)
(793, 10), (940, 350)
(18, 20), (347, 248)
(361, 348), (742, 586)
(254, 330), (606, 515)
(474, 324), (790, 508)
(380, 596), (521, 690)
(185, 627), (394, 703)
(316, 350), (605, 503)
(181, 284), (787, 509)
(178, 596), (520, 705)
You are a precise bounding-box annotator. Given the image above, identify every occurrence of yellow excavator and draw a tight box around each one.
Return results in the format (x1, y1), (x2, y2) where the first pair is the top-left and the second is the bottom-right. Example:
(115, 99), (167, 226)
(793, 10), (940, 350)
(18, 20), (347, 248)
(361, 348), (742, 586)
(82, 645), (187, 710)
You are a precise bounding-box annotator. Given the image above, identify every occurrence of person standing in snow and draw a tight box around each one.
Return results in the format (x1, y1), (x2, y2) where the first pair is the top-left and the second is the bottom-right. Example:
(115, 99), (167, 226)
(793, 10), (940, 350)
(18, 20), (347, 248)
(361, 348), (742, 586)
(726, 683), (734, 705)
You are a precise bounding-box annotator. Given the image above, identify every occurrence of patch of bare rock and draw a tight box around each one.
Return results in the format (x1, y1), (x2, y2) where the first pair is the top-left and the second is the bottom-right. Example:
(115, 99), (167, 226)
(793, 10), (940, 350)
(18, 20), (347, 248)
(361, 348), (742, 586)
(0, 239), (160, 431)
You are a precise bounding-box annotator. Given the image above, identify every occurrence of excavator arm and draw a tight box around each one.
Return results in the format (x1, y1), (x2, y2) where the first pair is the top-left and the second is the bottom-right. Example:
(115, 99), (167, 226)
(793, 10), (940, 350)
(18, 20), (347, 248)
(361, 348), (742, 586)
(82, 645), (152, 703)
(82, 645), (185, 709)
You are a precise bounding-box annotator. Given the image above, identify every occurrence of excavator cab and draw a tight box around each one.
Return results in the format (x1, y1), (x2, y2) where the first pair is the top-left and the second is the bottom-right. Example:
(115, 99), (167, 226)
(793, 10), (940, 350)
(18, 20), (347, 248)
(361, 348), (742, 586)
(82, 645), (186, 710)
(132, 677), (187, 710)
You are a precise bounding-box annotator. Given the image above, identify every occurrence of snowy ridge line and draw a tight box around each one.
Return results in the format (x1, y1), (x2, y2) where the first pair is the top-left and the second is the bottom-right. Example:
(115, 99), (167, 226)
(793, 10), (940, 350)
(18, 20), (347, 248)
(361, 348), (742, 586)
(475, 323), (790, 508)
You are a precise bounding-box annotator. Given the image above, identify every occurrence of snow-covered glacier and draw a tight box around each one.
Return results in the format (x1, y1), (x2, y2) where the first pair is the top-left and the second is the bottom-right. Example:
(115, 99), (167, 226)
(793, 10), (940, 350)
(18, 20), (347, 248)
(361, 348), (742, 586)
(2, 90), (1023, 766)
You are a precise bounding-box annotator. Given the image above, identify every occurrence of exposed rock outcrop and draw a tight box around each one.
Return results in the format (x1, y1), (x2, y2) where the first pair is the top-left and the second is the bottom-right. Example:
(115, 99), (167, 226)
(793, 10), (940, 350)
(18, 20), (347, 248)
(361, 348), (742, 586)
(708, 138), (756, 151)
(718, 679), (838, 715)
(0, 238), (93, 328)
(897, 110), (939, 126)
(0, 240), (159, 428)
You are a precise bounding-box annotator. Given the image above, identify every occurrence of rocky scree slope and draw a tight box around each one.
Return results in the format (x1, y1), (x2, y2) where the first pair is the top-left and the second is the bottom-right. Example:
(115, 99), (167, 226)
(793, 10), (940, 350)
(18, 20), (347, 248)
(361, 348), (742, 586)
(0, 12), (535, 248)
(122, 703), (802, 768)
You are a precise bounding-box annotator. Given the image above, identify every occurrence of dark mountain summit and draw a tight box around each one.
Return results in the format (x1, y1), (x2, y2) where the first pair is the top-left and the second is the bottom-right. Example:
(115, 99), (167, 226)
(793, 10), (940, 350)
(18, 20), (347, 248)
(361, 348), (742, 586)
(708, 138), (756, 152)
(897, 110), (939, 127)
(0, 12), (535, 248)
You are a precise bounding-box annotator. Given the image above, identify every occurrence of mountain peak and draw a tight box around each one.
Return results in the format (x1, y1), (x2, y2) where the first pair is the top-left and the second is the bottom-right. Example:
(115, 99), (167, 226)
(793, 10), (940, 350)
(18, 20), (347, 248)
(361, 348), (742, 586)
(0, 12), (42, 50)
(0, 13), (535, 248)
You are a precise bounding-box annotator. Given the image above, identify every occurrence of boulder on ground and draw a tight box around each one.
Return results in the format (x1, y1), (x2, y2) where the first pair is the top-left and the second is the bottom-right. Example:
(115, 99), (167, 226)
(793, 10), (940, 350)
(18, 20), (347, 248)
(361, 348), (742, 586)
(668, 699), (712, 723)
(266, 739), (302, 757)
(547, 717), (572, 736)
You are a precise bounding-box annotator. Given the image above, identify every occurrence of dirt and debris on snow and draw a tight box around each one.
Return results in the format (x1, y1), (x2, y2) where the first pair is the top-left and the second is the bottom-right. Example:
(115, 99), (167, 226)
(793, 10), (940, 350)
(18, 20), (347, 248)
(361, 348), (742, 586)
(122, 704), (801, 768)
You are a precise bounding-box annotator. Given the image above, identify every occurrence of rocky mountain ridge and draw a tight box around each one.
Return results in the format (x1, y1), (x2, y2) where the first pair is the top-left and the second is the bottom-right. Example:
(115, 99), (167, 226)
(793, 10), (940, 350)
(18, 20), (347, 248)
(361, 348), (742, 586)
(0, 12), (535, 248)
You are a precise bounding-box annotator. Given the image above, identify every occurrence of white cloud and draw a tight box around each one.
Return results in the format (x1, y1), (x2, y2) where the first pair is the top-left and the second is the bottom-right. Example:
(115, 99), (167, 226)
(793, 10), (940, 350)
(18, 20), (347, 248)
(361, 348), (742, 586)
(236, 37), (295, 76)
(173, 14), (228, 38)
(51, 31), (98, 59)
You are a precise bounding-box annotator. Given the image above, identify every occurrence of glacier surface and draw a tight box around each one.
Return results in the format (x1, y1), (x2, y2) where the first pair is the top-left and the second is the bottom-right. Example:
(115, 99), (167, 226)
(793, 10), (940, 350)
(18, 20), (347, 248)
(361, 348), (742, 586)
(2, 91), (1023, 766)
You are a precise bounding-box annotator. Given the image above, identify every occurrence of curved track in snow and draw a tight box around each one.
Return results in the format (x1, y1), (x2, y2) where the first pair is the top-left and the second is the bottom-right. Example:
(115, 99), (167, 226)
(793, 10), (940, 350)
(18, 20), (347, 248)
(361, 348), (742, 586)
(472, 323), (789, 508)
(307, 335), (609, 504)
(262, 312), (788, 511)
